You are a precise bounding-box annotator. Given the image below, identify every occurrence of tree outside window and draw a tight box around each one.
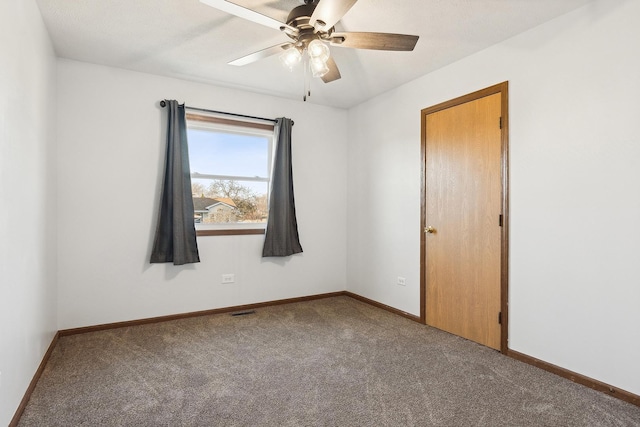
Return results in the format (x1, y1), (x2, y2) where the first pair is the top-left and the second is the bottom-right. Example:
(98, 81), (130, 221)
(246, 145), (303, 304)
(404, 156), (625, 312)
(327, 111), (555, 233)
(186, 113), (273, 235)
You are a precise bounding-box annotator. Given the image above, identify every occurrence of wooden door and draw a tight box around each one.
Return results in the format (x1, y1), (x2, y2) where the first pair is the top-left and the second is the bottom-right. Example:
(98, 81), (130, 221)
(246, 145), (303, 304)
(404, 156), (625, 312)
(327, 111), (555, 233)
(424, 92), (503, 350)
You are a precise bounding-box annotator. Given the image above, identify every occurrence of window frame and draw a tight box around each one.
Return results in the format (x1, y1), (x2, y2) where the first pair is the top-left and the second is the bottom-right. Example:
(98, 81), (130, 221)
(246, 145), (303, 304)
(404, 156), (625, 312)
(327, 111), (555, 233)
(186, 112), (274, 237)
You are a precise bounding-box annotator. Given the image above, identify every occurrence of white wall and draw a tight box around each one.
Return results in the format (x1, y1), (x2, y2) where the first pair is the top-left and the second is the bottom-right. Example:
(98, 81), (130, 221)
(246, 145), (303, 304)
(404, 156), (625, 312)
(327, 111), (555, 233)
(56, 60), (348, 330)
(346, 0), (639, 395)
(0, 0), (58, 424)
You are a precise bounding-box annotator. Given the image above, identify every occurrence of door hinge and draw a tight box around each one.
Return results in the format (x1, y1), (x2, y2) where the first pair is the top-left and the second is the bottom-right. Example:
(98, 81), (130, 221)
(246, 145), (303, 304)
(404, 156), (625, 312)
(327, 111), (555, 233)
(498, 312), (502, 324)
(499, 214), (503, 227)
(499, 116), (503, 129)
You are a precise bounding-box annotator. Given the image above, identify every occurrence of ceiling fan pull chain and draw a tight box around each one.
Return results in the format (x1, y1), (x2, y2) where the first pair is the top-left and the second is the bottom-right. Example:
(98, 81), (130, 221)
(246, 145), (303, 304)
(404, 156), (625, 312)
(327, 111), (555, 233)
(303, 54), (310, 101)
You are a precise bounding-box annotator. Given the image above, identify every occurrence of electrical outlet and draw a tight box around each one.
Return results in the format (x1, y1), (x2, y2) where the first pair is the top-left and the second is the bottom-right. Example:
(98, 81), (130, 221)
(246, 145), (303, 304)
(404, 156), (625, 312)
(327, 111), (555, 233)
(221, 274), (235, 284)
(397, 276), (406, 286)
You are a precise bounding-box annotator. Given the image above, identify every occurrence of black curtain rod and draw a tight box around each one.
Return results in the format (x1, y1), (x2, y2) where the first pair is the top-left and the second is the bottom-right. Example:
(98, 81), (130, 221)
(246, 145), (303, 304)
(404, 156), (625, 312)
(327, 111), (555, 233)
(159, 100), (292, 125)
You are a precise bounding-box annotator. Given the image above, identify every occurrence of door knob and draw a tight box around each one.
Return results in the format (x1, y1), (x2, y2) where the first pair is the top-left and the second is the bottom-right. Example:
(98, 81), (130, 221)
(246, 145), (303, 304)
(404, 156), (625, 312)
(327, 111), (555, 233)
(425, 226), (436, 234)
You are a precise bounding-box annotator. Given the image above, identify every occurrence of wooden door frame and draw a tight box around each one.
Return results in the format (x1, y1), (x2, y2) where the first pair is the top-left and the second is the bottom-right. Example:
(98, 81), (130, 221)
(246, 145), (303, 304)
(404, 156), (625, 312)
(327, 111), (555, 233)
(420, 81), (510, 354)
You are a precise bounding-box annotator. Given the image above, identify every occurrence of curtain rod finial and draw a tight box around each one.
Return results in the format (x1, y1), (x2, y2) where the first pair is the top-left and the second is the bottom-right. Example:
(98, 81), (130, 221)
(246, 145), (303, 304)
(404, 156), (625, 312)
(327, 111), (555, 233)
(160, 100), (167, 107)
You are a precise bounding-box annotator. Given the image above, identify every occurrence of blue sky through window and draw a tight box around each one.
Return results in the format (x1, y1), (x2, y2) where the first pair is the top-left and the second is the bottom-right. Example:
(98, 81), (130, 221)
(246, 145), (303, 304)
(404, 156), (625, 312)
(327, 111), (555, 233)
(188, 129), (268, 177)
(187, 128), (270, 195)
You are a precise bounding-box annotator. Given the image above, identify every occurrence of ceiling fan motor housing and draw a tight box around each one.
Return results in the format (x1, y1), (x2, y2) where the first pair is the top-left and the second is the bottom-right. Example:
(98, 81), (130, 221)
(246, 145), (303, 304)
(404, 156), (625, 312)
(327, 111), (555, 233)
(285, 4), (333, 49)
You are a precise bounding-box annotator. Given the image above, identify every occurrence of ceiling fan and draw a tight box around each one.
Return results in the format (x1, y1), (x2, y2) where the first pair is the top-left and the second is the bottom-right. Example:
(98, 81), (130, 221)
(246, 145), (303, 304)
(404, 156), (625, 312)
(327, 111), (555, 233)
(200, 0), (419, 99)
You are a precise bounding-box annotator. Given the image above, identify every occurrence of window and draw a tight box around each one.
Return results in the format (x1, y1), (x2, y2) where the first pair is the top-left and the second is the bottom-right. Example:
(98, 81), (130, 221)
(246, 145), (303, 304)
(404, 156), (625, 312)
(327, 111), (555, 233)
(186, 113), (274, 236)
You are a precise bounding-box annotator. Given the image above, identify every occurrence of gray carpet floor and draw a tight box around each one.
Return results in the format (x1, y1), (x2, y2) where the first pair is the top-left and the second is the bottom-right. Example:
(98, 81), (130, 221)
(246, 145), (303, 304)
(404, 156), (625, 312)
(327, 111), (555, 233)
(18, 296), (640, 426)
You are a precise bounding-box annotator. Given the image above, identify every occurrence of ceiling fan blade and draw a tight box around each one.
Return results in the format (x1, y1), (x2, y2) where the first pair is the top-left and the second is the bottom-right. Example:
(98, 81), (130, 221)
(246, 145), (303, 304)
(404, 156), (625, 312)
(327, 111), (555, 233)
(321, 56), (341, 83)
(200, 0), (298, 34)
(329, 32), (419, 51)
(310, 0), (359, 30)
(229, 43), (293, 66)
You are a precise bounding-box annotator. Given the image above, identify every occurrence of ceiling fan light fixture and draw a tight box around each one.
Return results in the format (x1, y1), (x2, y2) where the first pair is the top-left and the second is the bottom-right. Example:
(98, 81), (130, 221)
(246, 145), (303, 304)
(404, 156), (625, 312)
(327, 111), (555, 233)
(280, 47), (302, 70)
(310, 57), (329, 78)
(307, 39), (330, 62)
(200, 0), (419, 95)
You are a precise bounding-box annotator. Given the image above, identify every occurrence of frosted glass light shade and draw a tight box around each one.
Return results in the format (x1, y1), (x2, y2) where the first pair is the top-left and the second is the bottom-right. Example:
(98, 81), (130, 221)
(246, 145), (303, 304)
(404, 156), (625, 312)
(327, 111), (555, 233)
(310, 57), (329, 78)
(280, 48), (301, 69)
(308, 40), (330, 62)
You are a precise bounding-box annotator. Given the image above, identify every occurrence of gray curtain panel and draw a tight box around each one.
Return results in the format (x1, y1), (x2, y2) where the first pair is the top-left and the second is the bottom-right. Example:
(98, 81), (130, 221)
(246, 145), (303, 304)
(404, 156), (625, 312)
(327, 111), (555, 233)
(150, 100), (200, 265)
(262, 118), (303, 257)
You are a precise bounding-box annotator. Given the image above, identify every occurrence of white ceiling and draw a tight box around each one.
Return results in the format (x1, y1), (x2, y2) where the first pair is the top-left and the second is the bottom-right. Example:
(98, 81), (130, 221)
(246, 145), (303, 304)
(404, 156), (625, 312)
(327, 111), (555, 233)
(35, 0), (594, 108)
